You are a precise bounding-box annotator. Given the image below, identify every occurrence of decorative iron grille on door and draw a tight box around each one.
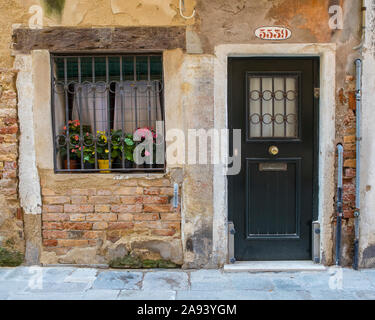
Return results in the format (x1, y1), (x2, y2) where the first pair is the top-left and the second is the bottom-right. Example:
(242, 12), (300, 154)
(51, 54), (165, 173)
(247, 72), (300, 140)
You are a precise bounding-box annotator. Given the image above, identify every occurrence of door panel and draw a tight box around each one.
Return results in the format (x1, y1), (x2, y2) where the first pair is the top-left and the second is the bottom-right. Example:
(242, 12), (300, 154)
(228, 58), (318, 261)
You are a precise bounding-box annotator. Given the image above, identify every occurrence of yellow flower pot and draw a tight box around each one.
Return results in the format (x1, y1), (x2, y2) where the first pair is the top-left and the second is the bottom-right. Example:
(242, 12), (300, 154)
(98, 159), (110, 173)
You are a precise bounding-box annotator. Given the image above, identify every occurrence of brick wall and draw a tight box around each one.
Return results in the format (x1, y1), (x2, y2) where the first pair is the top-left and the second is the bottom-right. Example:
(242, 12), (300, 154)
(337, 75), (357, 265)
(40, 178), (181, 264)
(0, 68), (24, 258)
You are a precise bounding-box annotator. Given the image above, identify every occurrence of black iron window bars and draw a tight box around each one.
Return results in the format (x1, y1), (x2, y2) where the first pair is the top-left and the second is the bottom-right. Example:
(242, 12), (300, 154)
(51, 54), (165, 173)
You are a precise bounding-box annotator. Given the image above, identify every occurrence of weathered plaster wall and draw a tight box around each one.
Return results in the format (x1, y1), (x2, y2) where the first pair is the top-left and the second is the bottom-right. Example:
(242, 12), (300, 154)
(0, 0), (365, 267)
(359, 0), (375, 268)
(0, 1), (25, 265)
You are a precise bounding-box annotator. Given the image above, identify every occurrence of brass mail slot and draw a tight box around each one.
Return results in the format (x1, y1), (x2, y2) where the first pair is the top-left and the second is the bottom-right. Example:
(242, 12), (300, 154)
(259, 162), (288, 172)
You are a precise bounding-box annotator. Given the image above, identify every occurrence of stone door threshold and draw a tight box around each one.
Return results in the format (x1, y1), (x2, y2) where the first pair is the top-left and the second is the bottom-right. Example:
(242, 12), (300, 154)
(224, 261), (326, 273)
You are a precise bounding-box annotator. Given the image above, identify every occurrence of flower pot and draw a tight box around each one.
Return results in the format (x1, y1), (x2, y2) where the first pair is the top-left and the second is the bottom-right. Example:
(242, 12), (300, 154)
(98, 159), (110, 173)
(112, 159), (134, 169)
(84, 162), (95, 171)
(64, 159), (80, 170)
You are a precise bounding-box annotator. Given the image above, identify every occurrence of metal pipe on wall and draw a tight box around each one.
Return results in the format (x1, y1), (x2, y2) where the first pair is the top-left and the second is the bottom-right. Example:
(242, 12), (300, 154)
(353, 59), (362, 270)
(336, 144), (344, 266)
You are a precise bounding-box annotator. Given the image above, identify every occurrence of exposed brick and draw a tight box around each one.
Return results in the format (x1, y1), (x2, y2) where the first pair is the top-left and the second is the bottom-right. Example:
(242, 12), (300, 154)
(344, 210), (355, 219)
(41, 188), (56, 196)
(42, 213), (70, 221)
(144, 204), (173, 213)
(4, 161), (17, 170)
(343, 151), (356, 159)
(108, 222), (134, 230)
(43, 222), (65, 230)
(344, 143), (356, 151)
(69, 214), (86, 222)
(343, 193), (355, 202)
(344, 168), (356, 178)
(93, 222), (108, 230)
(97, 189), (112, 195)
(43, 230), (68, 239)
(120, 196), (143, 204)
(71, 196), (88, 204)
(83, 231), (105, 239)
(62, 222), (93, 230)
(134, 213), (160, 221)
(64, 204), (94, 213)
(0, 124), (18, 134)
(43, 240), (58, 247)
(95, 205), (111, 213)
(143, 196), (169, 204)
(111, 204), (143, 213)
(114, 187), (143, 195)
(88, 240), (98, 246)
(71, 188), (96, 196)
(86, 213), (117, 222)
(160, 188), (174, 196)
(343, 183), (355, 194)
(160, 213), (182, 221)
(117, 214), (134, 221)
(151, 229), (176, 236)
(42, 205), (64, 213)
(58, 240), (89, 247)
(144, 187), (161, 195)
(344, 159), (356, 168)
(44, 196), (70, 205)
(134, 221), (162, 229)
(138, 179), (171, 187)
(343, 135), (356, 143)
(88, 196), (121, 204)
(67, 231), (84, 239)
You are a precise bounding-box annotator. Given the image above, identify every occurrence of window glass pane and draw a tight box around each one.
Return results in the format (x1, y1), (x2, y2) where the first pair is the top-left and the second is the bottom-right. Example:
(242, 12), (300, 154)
(136, 56), (148, 81)
(248, 74), (299, 139)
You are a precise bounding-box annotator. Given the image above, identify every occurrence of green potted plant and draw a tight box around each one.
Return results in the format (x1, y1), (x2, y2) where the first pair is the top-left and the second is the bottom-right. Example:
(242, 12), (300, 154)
(111, 130), (135, 169)
(58, 120), (91, 169)
(96, 130), (111, 172)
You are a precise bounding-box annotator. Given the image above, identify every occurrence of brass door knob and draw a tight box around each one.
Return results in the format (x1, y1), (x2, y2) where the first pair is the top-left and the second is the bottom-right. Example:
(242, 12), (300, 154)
(269, 145), (279, 156)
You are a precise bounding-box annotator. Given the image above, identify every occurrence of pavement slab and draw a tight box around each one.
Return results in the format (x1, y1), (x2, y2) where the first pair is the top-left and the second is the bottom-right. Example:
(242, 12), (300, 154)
(0, 266), (375, 300)
(92, 271), (143, 290)
(119, 290), (177, 300)
(142, 271), (189, 291)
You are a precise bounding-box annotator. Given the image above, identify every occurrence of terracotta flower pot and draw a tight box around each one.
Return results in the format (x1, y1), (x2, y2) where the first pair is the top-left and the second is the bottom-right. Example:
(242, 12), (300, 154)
(64, 159), (80, 170)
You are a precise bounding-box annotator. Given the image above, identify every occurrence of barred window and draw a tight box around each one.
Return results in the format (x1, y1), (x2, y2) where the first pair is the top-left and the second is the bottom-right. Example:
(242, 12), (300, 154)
(51, 54), (165, 173)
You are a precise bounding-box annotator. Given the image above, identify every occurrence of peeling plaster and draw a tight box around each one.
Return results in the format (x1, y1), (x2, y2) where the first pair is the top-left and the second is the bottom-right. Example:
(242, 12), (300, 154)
(15, 54), (42, 215)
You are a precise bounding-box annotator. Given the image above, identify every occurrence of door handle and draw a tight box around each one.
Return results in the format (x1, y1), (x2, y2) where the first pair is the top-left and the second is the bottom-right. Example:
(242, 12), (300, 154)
(268, 145), (279, 156)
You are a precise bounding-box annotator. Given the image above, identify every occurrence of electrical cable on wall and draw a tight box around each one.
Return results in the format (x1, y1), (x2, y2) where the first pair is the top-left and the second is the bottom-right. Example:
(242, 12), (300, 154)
(179, 0), (196, 19)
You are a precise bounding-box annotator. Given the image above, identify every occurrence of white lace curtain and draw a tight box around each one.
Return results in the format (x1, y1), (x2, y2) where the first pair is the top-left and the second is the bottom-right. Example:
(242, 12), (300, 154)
(54, 81), (162, 136)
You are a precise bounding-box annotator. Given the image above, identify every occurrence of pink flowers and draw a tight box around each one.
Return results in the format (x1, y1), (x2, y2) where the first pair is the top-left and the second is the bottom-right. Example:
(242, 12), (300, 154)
(145, 150), (151, 157)
(135, 127), (157, 141)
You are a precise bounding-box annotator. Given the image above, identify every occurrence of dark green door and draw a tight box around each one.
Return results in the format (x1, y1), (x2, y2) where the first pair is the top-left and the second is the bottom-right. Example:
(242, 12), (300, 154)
(228, 57), (319, 261)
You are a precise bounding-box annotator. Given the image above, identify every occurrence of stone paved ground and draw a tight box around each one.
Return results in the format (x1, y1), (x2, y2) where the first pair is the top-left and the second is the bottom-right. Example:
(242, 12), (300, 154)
(0, 267), (374, 300)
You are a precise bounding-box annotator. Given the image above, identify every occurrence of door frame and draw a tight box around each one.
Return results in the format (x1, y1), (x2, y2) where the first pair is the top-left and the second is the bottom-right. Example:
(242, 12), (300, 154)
(212, 43), (336, 265)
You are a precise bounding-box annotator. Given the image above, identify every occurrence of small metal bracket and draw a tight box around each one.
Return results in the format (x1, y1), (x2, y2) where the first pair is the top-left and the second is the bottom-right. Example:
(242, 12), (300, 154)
(312, 221), (321, 264)
(314, 88), (320, 99)
(173, 183), (179, 208)
(356, 90), (362, 101)
(228, 221), (236, 264)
